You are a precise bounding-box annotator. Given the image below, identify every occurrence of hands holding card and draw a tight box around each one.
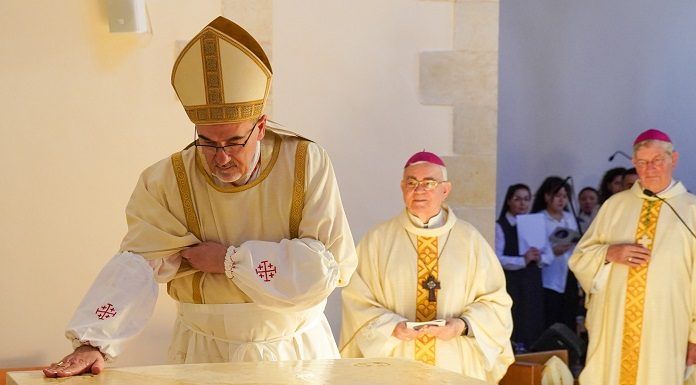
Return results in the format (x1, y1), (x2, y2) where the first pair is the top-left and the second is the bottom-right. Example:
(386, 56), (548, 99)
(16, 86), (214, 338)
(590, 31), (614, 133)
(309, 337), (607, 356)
(392, 318), (466, 342)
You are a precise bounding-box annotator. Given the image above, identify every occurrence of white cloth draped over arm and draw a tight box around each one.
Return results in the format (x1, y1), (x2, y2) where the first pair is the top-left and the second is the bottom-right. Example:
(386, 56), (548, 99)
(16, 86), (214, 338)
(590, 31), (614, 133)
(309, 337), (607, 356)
(225, 143), (356, 310)
(65, 252), (158, 360)
(229, 238), (339, 311)
(64, 159), (197, 359)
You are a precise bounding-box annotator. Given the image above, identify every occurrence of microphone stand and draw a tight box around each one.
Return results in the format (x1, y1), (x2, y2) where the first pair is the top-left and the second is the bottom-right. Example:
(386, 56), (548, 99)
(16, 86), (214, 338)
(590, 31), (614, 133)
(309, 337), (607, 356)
(555, 176), (583, 237)
(608, 150), (631, 162)
(643, 189), (696, 240)
(566, 178), (583, 237)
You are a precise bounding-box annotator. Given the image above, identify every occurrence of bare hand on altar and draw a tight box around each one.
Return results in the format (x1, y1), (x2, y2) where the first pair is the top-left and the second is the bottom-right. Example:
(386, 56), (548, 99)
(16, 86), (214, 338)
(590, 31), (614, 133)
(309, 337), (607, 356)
(605, 243), (650, 267)
(418, 318), (466, 341)
(43, 345), (105, 378)
(182, 241), (227, 273)
(687, 342), (696, 365)
(392, 321), (424, 341)
(523, 247), (541, 264)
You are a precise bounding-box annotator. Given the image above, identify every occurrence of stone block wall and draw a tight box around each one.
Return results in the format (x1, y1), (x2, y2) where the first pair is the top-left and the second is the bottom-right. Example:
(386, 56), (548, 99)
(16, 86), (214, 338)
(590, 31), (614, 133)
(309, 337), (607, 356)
(420, 0), (499, 242)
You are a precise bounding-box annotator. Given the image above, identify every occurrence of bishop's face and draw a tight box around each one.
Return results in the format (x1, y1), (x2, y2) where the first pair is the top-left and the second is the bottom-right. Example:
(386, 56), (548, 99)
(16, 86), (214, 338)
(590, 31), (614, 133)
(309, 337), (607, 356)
(401, 162), (451, 222)
(195, 116), (266, 184)
(633, 142), (678, 193)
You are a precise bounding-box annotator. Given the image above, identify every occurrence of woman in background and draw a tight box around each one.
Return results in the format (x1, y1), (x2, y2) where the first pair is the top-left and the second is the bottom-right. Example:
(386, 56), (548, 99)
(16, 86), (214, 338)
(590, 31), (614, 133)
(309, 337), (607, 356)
(532, 176), (579, 332)
(598, 167), (626, 204)
(495, 183), (544, 352)
(577, 187), (599, 234)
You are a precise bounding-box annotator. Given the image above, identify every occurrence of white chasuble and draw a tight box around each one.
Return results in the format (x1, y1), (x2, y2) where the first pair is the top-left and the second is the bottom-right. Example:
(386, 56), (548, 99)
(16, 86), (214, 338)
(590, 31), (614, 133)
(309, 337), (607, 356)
(66, 129), (357, 361)
(569, 181), (696, 385)
(340, 208), (513, 383)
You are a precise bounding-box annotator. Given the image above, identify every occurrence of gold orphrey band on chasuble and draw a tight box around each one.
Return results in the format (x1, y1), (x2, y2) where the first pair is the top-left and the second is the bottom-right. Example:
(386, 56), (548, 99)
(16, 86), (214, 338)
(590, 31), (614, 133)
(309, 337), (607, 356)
(415, 236), (439, 365)
(619, 199), (662, 385)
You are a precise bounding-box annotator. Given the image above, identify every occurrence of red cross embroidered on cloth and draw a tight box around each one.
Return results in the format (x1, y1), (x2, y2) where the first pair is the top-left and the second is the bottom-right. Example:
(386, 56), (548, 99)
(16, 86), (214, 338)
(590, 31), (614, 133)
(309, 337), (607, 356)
(255, 260), (277, 282)
(95, 303), (117, 320)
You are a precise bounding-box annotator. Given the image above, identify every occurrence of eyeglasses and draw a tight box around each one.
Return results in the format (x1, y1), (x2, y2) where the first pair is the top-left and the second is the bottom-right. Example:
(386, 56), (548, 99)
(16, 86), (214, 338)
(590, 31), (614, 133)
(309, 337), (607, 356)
(510, 196), (531, 202)
(634, 155), (668, 169)
(194, 119), (259, 156)
(402, 178), (448, 191)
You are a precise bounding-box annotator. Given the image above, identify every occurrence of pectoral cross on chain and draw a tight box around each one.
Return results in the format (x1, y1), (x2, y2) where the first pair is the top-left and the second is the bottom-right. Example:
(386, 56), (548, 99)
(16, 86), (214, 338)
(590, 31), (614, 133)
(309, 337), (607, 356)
(422, 275), (440, 302)
(638, 234), (652, 249)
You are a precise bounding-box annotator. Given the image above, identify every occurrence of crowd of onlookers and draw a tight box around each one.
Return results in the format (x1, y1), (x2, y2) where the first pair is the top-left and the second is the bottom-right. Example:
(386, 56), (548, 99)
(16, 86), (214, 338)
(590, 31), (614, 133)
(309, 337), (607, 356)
(495, 167), (638, 353)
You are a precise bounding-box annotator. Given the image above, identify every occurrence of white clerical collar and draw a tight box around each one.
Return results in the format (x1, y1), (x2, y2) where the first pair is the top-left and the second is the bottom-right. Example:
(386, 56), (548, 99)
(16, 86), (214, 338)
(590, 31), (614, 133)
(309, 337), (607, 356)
(505, 212), (517, 226)
(631, 179), (679, 195)
(634, 179), (678, 199)
(656, 179), (677, 194)
(407, 209), (446, 229)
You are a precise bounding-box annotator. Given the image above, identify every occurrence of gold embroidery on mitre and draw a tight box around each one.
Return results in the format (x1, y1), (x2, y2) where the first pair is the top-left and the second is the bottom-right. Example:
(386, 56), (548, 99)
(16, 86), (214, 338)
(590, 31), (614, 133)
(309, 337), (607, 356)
(171, 17), (272, 125)
(619, 199), (662, 385)
(185, 102), (265, 125)
(415, 235), (438, 365)
(201, 31), (223, 106)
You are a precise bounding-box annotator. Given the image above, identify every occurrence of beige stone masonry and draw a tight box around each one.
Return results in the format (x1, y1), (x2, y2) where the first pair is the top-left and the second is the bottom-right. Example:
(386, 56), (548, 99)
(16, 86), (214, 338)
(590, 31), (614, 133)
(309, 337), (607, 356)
(419, 0), (499, 243)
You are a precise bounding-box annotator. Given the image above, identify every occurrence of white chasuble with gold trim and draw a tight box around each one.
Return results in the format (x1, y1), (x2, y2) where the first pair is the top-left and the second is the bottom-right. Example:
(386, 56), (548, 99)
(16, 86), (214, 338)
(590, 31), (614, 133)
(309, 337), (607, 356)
(570, 181), (696, 385)
(66, 130), (357, 362)
(340, 208), (513, 383)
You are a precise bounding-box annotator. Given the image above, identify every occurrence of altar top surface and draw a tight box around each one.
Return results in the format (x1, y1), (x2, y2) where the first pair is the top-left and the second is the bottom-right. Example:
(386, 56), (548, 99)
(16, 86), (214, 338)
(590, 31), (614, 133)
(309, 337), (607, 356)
(7, 358), (492, 385)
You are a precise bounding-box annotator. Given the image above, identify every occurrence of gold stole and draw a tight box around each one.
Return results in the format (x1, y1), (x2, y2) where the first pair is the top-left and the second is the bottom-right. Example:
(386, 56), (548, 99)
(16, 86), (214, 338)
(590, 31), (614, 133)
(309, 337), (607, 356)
(415, 235), (438, 365)
(169, 139), (309, 304)
(619, 199), (662, 385)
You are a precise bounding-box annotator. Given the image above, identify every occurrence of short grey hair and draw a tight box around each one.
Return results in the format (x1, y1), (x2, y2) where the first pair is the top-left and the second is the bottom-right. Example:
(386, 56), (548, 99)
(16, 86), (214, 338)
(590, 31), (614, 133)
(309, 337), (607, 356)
(439, 165), (448, 181)
(633, 139), (673, 156)
(404, 161), (448, 181)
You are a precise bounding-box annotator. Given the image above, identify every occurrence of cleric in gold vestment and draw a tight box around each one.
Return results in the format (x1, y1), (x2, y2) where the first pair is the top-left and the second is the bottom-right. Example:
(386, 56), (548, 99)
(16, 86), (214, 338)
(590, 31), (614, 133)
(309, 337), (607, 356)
(44, 17), (356, 378)
(569, 129), (696, 385)
(339, 151), (513, 383)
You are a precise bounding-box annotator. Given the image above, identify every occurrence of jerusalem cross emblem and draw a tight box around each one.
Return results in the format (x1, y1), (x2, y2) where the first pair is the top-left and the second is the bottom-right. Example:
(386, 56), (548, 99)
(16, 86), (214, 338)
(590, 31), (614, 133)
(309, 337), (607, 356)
(255, 260), (277, 282)
(95, 303), (117, 320)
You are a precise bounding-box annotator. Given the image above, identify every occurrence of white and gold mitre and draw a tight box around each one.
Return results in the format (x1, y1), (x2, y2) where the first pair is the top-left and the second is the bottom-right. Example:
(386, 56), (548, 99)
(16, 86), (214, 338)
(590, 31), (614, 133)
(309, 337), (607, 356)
(172, 16), (272, 125)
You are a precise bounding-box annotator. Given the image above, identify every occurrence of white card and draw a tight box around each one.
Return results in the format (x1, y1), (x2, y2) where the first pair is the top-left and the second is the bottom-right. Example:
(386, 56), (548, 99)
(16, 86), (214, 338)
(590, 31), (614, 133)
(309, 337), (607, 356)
(516, 213), (547, 254)
(406, 319), (446, 330)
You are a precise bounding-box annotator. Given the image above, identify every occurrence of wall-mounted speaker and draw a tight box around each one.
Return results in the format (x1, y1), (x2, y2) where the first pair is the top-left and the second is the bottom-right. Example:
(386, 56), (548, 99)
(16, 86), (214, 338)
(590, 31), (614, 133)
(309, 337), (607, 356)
(106, 0), (149, 33)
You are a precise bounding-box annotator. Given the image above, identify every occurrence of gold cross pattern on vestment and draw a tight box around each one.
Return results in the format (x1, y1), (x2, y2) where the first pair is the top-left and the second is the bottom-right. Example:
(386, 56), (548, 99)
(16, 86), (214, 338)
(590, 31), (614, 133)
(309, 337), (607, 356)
(422, 275), (440, 302)
(638, 234), (652, 249)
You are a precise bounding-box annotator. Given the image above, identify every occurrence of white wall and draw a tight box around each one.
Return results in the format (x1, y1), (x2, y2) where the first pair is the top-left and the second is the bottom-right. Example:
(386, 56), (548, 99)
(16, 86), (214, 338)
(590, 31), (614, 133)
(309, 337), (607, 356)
(0, 0), (229, 368)
(498, 0), (696, 206)
(272, 0), (453, 240)
(0, 0), (453, 367)
(272, 0), (453, 339)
